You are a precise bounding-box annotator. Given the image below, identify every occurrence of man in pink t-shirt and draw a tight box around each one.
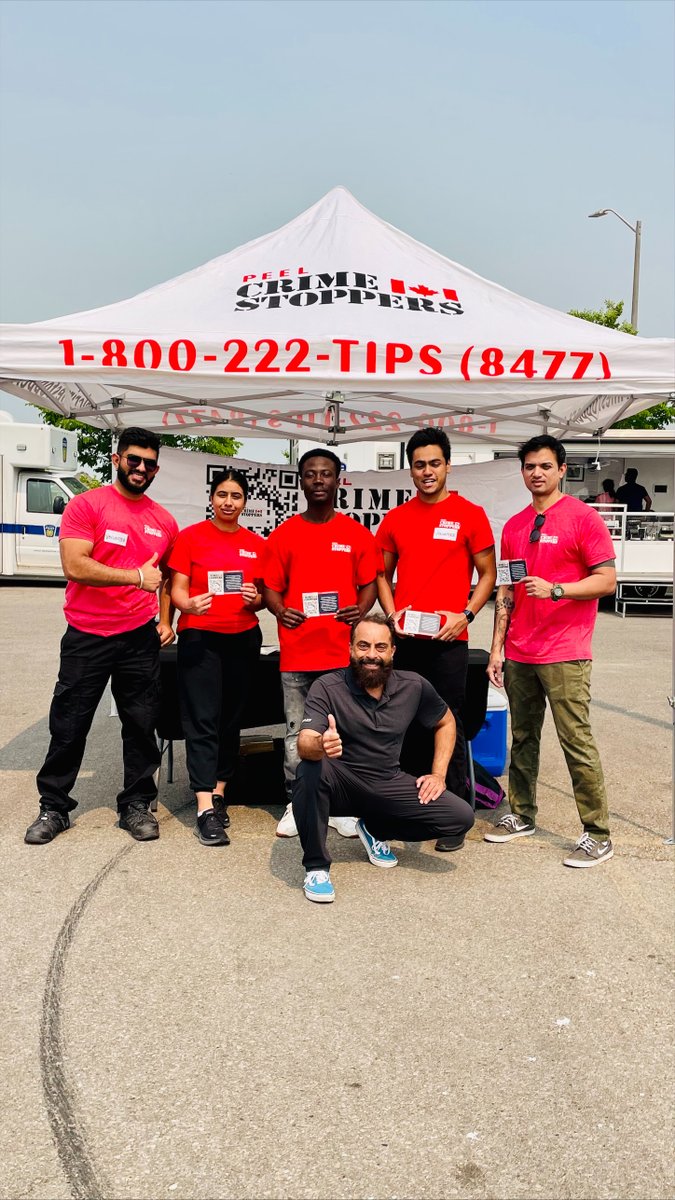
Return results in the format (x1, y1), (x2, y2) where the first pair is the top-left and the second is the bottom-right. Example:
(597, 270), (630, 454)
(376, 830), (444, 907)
(25, 428), (178, 846)
(485, 436), (616, 869)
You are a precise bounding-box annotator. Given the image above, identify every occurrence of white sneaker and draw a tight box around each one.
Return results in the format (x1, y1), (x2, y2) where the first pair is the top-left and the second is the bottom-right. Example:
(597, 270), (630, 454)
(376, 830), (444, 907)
(276, 802), (298, 838)
(328, 815), (359, 838)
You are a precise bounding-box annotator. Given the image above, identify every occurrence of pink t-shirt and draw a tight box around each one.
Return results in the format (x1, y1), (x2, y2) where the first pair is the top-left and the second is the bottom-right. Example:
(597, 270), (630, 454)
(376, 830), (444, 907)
(502, 494), (615, 664)
(60, 485), (178, 636)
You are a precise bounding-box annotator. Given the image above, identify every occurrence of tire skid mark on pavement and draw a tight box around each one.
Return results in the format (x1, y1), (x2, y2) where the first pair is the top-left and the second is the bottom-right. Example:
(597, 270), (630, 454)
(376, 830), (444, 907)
(39, 846), (131, 1200)
(39, 801), (192, 1199)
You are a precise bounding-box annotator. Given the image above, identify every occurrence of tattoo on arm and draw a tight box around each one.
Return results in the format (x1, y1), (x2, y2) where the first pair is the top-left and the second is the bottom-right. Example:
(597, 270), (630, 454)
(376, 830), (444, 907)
(493, 588), (515, 642)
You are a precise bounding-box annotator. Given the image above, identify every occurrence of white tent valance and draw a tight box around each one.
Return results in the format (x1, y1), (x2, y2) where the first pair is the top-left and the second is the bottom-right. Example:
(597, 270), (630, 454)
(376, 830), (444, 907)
(1, 187), (673, 446)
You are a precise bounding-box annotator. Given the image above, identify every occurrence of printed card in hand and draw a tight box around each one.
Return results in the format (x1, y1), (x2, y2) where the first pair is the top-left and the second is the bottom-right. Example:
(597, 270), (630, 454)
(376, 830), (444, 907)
(302, 591), (340, 616)
(496, 559), (528, 585)
(403, 609), (442, 637)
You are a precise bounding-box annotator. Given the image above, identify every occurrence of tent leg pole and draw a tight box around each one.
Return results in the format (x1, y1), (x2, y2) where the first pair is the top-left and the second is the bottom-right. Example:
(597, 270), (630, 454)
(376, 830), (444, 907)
(662, 453), (667, 849)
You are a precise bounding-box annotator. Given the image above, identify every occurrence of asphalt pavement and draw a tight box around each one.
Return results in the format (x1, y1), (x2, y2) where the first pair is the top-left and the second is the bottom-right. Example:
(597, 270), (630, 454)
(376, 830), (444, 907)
(1, 585), (673, 1200)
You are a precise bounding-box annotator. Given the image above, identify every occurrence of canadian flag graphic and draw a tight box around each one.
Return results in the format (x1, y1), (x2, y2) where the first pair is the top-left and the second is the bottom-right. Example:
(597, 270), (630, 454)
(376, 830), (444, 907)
(390, 279), (459, 302)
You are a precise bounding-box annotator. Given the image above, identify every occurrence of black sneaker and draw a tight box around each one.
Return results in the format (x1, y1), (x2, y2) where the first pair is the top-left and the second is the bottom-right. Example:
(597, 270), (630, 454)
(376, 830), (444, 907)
(24, 808), (70, 845)
(212, 794), (231, 829)
(435, 834), (465, 853)
(119, 801), (159, 841)
(196, 808), (230, 846)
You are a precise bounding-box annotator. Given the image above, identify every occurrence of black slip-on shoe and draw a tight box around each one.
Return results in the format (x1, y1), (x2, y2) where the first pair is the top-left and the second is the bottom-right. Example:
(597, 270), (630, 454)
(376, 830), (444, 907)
(196, 809), (230, 846)
(119, 801), (159, 841)
(434, 834), (465, 853)
(24, 808), (70, 845)
(212, 794), (231, 828)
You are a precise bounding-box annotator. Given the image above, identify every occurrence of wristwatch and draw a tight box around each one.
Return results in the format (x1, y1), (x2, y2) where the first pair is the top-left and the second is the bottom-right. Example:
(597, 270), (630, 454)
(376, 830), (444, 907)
(550, 584), (565, 602)
(463, 608), (475, 624)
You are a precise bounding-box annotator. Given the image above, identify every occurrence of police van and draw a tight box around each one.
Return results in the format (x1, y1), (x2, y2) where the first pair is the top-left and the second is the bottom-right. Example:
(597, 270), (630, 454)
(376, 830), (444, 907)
(0, 415), (87, 579)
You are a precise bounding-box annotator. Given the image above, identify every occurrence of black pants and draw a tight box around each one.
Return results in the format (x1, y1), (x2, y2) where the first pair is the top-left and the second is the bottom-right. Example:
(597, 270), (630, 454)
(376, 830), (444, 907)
(394, 638), (469, 800)
(36, 621), (161, 815)
(177, 625), (262, 793)
(293, 757), (474, 871)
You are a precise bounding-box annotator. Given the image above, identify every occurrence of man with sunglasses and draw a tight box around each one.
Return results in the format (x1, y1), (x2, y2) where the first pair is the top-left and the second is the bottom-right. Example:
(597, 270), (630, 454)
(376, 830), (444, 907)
(25, 427), (178, 845)
(486, 435), (616, 868)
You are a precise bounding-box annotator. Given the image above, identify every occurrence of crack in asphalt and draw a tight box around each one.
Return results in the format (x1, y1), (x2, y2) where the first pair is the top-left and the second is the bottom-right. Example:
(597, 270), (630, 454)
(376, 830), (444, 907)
(39, 846), (130, 1200)
(38, 800), (192, 1200)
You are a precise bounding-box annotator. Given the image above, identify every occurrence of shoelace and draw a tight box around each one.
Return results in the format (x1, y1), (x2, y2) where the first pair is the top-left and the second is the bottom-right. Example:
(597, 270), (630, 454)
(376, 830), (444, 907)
(370, 838), (391, 856)
(498, 814), (521, 830)
(573, 833), (596, 853)
(306, 870), (330, 886)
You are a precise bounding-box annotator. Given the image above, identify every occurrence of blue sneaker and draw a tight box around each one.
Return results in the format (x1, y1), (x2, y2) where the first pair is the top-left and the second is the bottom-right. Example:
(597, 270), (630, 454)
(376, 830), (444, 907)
(303, 869), (335, 903)
(355, 819), (398, 868)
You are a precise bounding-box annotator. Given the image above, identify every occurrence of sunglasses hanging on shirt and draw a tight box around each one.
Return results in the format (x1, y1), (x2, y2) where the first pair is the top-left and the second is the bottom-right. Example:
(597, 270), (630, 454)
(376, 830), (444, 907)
(529, 513), (546, 543)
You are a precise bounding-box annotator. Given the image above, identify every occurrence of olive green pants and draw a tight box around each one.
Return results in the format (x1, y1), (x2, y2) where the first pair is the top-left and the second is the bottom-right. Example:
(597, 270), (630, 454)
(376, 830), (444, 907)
(504, 659), (610, 839)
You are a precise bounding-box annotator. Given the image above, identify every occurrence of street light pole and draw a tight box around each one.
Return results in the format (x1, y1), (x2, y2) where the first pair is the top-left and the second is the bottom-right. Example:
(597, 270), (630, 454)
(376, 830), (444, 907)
(588, 208), (642, 332)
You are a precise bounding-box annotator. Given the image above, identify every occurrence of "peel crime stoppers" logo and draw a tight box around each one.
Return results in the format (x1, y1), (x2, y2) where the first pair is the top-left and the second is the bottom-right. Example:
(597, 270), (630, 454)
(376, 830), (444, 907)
(236, 269), (464, 317)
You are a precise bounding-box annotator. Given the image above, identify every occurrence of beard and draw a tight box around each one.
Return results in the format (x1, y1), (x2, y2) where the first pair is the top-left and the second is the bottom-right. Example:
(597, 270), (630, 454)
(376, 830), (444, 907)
(351, 657), (393, 690)
(116, 463), (153, 495)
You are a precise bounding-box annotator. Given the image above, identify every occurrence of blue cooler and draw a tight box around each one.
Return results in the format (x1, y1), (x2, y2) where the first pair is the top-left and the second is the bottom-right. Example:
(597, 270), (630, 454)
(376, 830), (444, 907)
(470, 687), (508, 776)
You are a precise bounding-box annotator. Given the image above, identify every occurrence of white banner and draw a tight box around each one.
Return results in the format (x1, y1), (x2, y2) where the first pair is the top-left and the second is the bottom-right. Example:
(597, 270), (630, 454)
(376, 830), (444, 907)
(152, 447), (525, 551)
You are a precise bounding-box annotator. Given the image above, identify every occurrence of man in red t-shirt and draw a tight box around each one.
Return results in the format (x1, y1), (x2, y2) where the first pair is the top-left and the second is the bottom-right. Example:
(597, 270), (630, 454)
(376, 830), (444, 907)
(25, 428), (178, 846)
(486, 435), (616, 868)
(376, 429), (496, 851)
(263, 448), (379, 838)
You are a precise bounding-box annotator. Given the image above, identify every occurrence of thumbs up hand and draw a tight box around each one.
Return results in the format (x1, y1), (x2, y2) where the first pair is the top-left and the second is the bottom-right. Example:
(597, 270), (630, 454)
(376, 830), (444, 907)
(322, 713), (343, 759)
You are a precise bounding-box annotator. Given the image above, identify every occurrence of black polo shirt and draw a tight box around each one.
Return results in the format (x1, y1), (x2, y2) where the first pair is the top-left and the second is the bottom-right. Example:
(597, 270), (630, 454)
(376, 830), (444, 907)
(301, 666), (448, 778)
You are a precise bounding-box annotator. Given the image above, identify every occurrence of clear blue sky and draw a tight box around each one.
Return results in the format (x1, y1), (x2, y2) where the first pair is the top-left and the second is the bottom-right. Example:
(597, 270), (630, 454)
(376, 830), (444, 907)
(0, 0), (672, 447)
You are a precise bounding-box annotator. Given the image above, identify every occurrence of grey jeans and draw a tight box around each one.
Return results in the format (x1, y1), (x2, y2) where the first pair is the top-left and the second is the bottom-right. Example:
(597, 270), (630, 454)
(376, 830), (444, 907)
(281, 670), (335, 798)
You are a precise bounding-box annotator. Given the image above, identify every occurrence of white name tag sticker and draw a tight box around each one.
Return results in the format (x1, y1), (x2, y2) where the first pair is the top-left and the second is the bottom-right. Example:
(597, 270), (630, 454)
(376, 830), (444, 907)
(403, 609), (441, 636)
(497, 559), (528, 585)
(302, 591), (339, 616)
(433, 526), (458, 541)
(104, 529), (128, 547)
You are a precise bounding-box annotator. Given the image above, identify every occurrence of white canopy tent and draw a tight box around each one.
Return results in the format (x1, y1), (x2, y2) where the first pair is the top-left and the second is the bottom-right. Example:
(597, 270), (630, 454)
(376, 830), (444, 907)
(1, 187), (673, 446)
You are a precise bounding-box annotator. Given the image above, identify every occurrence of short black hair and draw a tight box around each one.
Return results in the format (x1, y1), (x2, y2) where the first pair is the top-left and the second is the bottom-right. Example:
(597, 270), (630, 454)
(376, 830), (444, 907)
(350, 611), (394, 644)
(405, 428), (451, 465)
(625, 468), (638, 483)
(116, 427), (161, 456)
(210, 468), (249, 501)
(518, 435), (566, 467)
(298, 448), (342, 477)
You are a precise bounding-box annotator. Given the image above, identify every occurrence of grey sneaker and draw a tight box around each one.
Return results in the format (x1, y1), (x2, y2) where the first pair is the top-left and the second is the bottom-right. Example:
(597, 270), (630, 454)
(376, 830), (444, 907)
(484, 814), (535, 842)
(563, 834), (613, 868)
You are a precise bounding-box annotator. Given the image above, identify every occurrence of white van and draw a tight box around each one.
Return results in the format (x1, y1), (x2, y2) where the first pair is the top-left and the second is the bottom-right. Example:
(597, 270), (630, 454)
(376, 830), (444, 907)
(0, 417), (88, 578)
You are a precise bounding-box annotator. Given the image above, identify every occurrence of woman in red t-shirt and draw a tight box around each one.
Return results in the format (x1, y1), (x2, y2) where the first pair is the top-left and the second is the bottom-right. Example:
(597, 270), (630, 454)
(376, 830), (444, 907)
(169, 469), (265, 846)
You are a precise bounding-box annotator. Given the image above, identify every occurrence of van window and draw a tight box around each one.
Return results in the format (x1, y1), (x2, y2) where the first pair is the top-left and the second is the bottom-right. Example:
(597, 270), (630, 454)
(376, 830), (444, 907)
(61, 476), (90, 496)
(26, 479), (70, 514)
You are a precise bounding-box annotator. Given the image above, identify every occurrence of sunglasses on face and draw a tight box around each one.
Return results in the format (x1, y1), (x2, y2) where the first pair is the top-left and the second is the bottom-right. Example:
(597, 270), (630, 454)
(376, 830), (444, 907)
(122, 453), (159, 474)
(529, 513), (546, 543)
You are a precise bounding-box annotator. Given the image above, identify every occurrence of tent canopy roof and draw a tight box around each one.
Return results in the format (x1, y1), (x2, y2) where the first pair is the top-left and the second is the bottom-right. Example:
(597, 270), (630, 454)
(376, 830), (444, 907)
(1, 187), (672, 445)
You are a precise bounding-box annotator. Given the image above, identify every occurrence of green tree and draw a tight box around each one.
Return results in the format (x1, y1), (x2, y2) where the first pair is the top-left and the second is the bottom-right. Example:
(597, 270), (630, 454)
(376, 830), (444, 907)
(568, 299), (673, 430)
(38, 410), (242, 477)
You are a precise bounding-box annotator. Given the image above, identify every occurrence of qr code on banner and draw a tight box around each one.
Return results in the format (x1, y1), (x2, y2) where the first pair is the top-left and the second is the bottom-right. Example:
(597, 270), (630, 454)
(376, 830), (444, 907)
(205, 464), (300, 536)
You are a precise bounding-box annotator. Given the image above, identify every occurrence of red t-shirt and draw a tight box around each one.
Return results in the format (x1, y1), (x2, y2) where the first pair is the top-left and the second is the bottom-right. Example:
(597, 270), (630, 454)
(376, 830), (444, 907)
(168, 521), (265, 634)
(263, 513), (379, 670)
(501, 494), (615, 664)
(376, 493), (494, 642)
(59, 485), (178, 637)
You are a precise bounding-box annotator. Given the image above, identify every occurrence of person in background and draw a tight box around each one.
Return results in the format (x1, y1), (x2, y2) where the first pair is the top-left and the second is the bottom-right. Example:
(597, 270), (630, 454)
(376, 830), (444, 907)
(486, 435), (616, 868)
(25, 427), (178, 845)
(595, 479), (617, 505)
(169, 469), (264, 846)
(376, 428), (495, 852)
(263, 448), (379, 840)
(615, 468), (652, 513)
